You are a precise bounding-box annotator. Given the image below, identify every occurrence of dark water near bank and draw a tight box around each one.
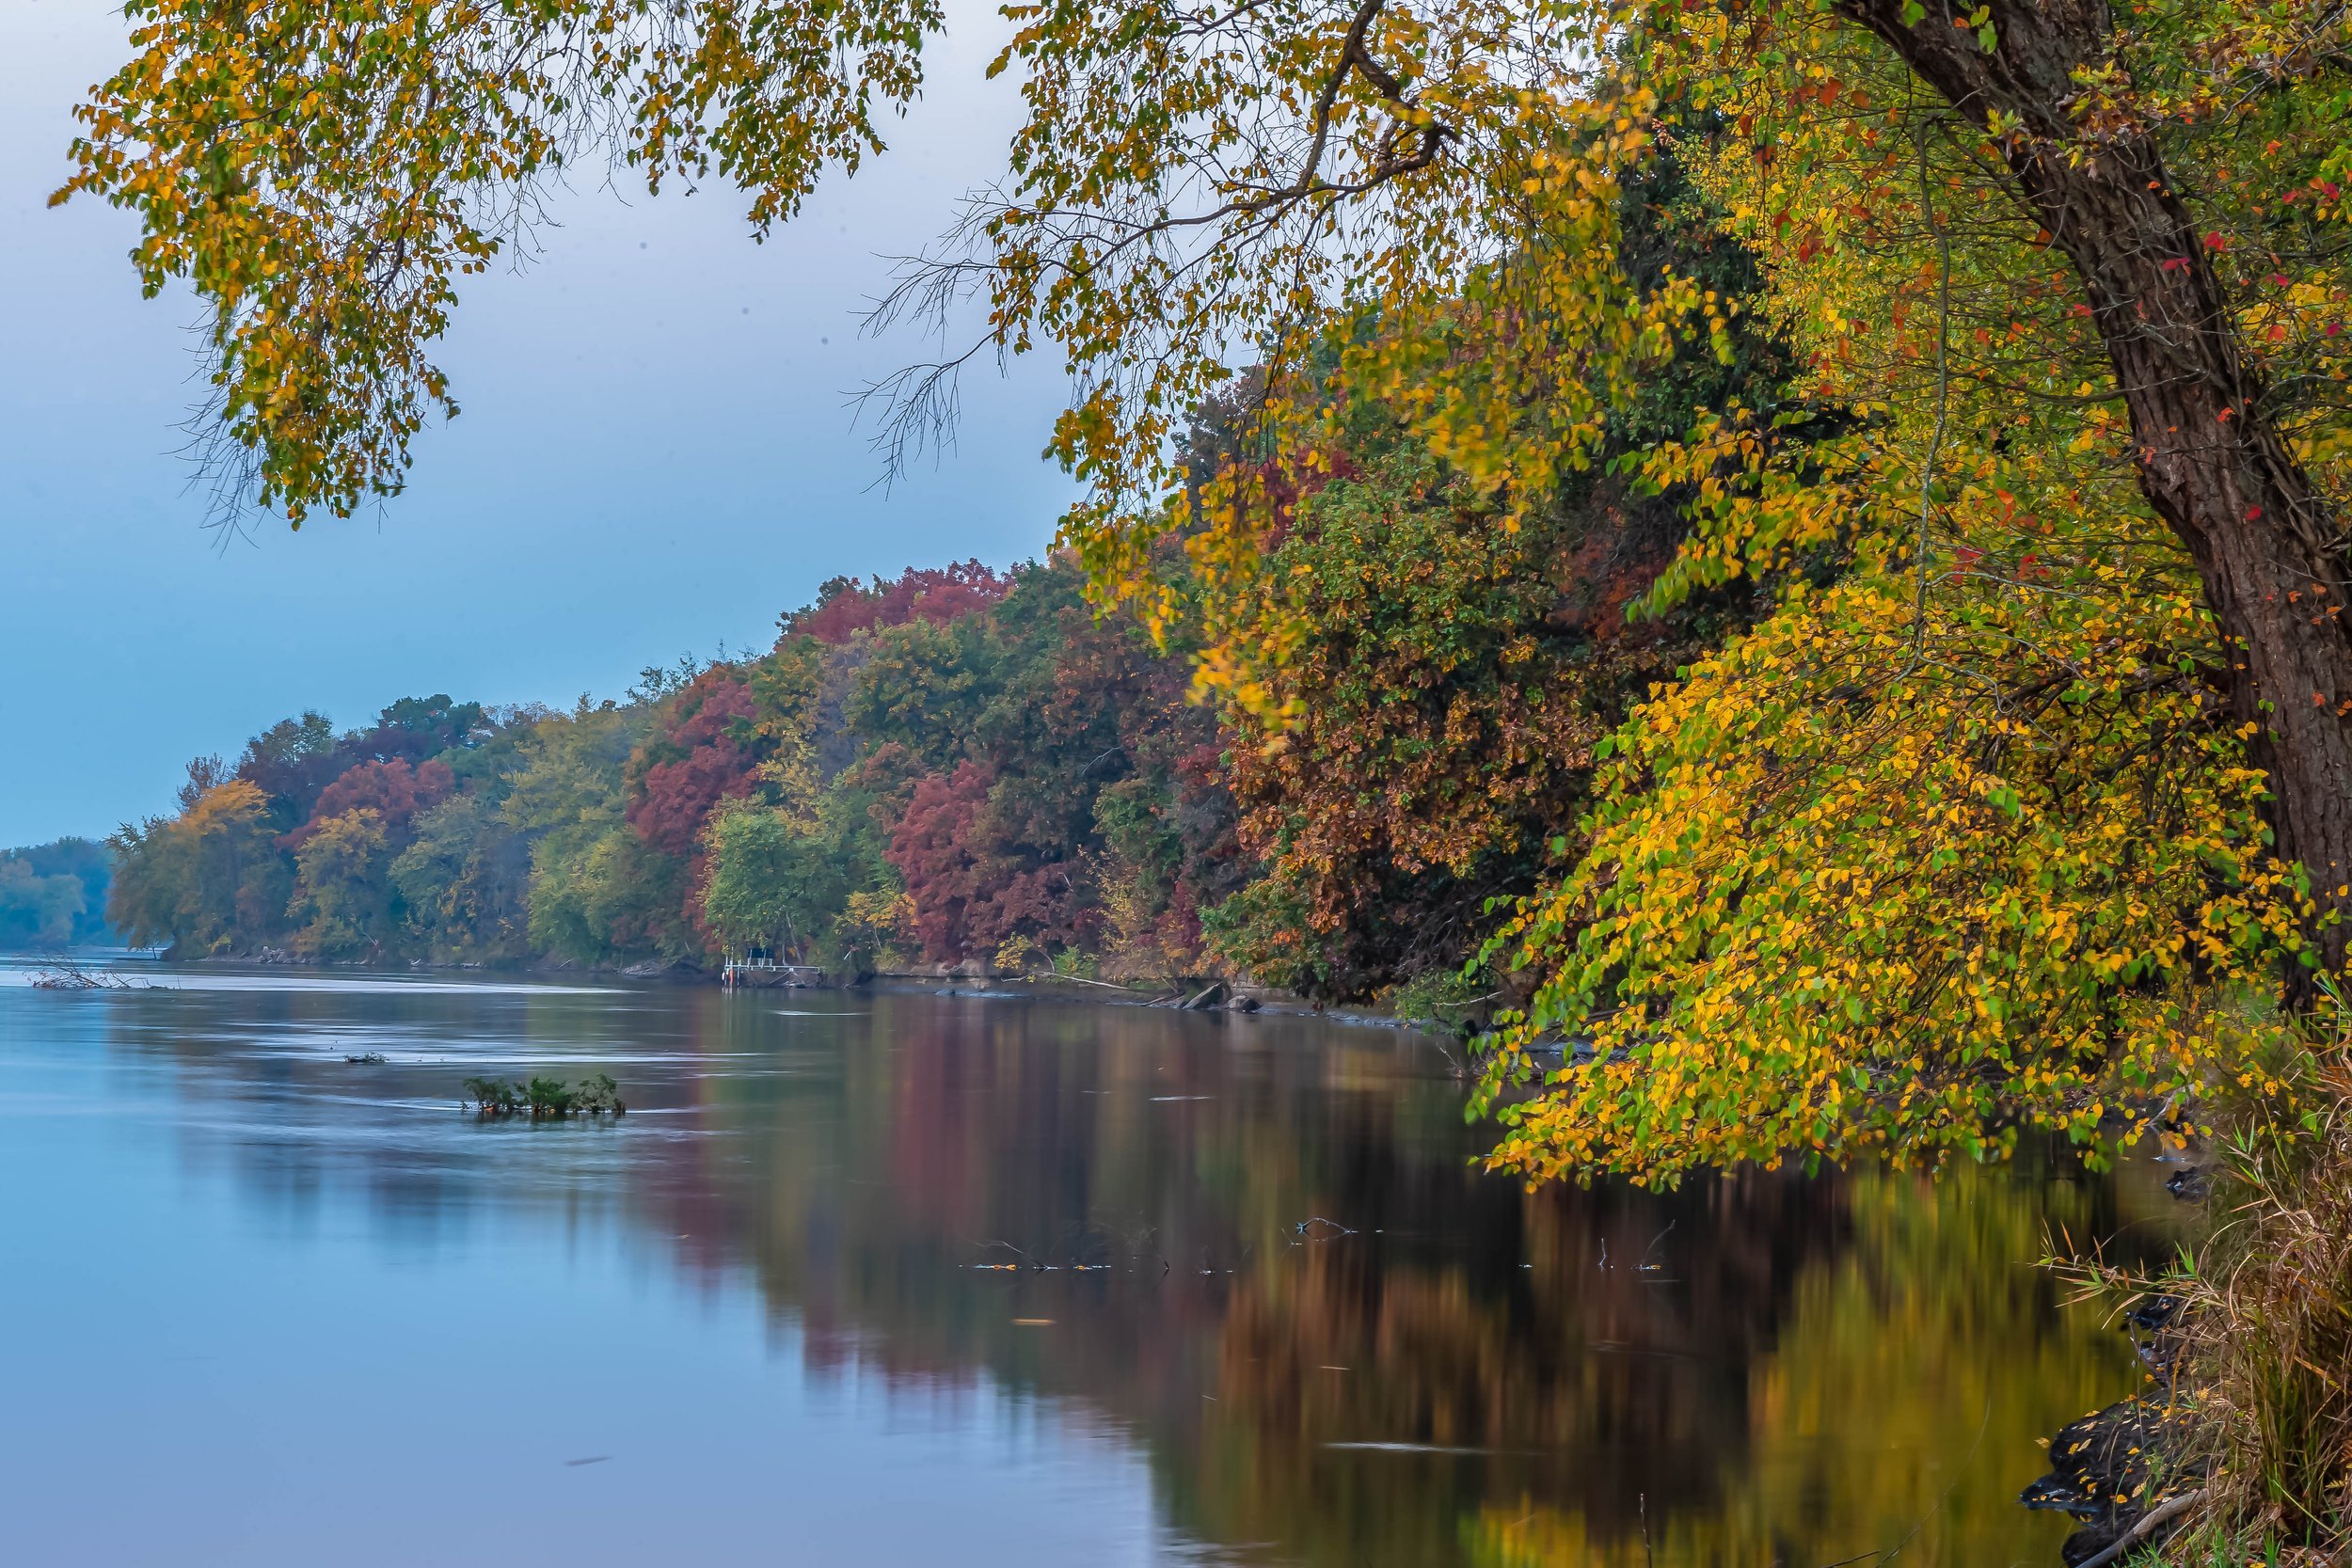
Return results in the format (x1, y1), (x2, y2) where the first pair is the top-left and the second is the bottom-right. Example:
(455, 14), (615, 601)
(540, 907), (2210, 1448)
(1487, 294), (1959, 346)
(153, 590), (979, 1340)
(0, 962), (2183, 1566)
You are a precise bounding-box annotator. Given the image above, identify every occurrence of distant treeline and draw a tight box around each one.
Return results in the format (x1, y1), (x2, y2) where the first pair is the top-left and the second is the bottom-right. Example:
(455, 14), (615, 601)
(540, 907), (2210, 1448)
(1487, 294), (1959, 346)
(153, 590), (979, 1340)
(99, 495), (1703, 1001)
(99, 560), (1239, 980)
(0, 839), (116, 950)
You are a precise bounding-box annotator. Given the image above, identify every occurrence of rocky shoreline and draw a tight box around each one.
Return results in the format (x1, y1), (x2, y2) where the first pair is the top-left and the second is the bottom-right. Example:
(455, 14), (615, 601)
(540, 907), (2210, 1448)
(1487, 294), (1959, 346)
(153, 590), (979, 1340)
(2022, 1212), (2207, 1565)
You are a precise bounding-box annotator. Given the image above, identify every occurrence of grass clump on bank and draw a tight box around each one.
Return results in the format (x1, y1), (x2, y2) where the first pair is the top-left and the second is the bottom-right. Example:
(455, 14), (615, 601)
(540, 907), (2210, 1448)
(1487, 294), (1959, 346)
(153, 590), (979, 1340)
(2074, 994), (2352, 1566)
(2152, 1096), (2352, 1564)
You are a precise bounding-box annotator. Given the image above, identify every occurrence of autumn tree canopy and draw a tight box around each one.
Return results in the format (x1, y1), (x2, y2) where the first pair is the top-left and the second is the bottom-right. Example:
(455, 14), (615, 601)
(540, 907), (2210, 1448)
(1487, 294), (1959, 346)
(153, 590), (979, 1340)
(63, 0), (2352, 1178)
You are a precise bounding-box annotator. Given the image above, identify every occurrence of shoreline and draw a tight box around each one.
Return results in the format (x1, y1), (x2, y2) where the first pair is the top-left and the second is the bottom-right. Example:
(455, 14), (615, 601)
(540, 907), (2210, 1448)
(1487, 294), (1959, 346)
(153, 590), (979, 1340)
(10, 947), (1467, 1040)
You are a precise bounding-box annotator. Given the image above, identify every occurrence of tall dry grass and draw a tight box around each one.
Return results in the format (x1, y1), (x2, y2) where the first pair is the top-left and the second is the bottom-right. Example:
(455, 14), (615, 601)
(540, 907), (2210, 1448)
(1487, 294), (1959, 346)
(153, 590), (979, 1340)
(2099, 988), (2352, 1565)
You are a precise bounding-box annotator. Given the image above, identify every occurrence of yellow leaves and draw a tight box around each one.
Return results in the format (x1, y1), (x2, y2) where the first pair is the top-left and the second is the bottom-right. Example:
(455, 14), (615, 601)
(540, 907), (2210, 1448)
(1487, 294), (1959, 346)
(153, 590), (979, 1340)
(1475, 555), (2307, 1185)
(64, 0), (950, 520)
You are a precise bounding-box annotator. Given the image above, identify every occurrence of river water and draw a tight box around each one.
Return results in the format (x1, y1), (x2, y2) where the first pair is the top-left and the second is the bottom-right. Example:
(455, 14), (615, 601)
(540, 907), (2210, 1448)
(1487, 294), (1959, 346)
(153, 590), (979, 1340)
(0, 962), (2181, 1566)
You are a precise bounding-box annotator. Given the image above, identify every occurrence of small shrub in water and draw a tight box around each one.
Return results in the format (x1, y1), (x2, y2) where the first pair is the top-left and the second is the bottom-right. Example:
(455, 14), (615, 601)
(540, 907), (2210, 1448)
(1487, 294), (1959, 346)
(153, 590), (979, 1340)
(462, 1076), (523, 1116)
(461, 1072), (624, 1119)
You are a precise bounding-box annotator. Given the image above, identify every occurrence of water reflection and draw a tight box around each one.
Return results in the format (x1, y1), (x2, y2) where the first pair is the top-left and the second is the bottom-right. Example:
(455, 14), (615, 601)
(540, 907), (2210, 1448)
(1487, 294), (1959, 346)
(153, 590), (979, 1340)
(0, 965), (2181, 1566)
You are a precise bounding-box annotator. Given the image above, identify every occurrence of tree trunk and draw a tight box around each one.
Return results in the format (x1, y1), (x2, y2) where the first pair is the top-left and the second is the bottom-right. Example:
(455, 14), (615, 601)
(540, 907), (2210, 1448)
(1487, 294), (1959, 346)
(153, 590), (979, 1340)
(1838, 0), (2352, 977)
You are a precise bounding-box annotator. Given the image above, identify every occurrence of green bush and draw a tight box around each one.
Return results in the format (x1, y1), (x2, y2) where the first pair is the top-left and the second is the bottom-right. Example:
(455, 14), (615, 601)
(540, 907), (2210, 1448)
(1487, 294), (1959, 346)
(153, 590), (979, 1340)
(461, 1076), (522, 1115)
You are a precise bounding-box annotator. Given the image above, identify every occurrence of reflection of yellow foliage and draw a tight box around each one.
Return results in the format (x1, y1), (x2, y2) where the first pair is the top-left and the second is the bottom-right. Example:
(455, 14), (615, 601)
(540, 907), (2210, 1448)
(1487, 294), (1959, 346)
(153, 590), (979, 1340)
(1707, 1165), (2141, 1568)
(1459, 1161), (2168, 1568)
(1466, 1500), (1625, 1568)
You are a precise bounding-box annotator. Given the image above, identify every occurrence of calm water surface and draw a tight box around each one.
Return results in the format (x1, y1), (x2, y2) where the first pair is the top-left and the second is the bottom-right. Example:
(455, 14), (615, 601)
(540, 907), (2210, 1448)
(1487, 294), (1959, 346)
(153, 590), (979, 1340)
(0, 962), (2180, 1566)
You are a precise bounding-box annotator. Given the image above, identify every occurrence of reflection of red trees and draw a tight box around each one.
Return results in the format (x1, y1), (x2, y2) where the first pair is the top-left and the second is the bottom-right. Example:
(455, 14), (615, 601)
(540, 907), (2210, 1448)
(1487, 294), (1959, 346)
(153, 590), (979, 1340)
(282, 758), (453, 849)
(788, 561), (1012, 645)
(627, 673), (759, 857)
(885, 762), (1089, 961)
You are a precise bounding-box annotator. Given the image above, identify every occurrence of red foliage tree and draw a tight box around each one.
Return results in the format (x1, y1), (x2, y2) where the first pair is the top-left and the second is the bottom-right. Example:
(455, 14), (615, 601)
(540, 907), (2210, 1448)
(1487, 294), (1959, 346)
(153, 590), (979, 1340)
(786, 561), (1013, 646)
(626, 673), (761, 857)
(885, 762), (997, 960)
(283, 758), (454, 849)
(884, 761), (1086, 961)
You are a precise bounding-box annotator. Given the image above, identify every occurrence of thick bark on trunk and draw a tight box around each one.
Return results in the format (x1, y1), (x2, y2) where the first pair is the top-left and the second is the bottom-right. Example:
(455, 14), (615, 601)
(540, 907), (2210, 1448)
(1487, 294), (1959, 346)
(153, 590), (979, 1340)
(1838, 0), (2352, 976)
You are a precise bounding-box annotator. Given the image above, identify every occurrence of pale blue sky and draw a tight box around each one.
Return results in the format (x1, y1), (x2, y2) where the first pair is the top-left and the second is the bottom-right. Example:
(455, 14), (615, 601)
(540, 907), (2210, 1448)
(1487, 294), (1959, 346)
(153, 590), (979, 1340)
(0, 0), (1076, 845)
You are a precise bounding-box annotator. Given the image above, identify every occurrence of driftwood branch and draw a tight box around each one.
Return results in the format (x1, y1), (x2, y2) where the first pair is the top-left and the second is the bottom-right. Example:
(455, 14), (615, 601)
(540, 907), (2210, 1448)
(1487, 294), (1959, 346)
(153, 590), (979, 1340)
(2071, 1490), (2205, 1568)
